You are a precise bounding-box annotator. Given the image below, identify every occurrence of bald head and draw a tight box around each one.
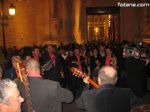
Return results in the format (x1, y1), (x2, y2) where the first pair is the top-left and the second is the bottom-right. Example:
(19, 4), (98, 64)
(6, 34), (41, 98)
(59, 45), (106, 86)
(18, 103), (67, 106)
(26, 59), (40, 70)
(26, 59), (41, 77)
(98, 66), (117, 85)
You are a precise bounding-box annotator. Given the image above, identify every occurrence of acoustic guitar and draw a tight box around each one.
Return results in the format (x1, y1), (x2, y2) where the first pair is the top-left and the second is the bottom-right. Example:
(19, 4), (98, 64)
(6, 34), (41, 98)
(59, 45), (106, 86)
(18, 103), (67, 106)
(70, 67), (99, 89)
(12, 56), (35, 112)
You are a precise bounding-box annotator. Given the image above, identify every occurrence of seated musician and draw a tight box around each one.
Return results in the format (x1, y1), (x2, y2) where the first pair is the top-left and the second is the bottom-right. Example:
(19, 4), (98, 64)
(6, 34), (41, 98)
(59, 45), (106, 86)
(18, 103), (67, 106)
(0, 79), (24, 112)
(76, 66), (141, 112)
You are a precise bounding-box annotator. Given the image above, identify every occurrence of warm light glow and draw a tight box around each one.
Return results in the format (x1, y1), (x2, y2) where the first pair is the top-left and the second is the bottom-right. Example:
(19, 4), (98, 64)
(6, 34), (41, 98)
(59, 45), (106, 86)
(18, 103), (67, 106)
(9, 8), (15, 15)
(108, 14), (111, 27)
(9, 4), (16, 16)
(87, 15), (111, 41)
(94, 27), (99, 33)
(108, 19), (110, 27)
(73, 0), (82, 44)
(109, 14), (111, 19)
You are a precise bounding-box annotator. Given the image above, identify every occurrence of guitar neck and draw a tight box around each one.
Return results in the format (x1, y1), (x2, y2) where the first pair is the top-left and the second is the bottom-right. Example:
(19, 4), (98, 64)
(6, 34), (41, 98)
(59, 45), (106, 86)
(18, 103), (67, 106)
(87, 78), (99, 89)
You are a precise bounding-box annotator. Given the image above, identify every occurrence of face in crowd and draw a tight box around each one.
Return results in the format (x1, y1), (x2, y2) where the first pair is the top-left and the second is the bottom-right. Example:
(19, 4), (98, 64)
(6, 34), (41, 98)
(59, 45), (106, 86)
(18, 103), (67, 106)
(106, 48), (112, 56)
(93, 49), (98, 56)
(3, 88), (24, 112)
(32, 48), (40, 56)
(47, 45), (55, 53)
(0, 79), (24, 112)
(99, 45), (105, 52)
(74, 48), (80, 56)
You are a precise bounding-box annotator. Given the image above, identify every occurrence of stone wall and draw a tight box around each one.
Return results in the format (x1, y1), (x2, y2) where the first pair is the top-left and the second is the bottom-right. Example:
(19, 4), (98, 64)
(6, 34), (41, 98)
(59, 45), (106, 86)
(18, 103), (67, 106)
(0, 0), (149, 48)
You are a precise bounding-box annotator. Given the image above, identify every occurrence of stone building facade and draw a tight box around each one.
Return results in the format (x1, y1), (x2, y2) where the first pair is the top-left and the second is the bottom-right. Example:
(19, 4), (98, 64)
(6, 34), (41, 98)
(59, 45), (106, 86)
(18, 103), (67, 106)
(0, 0), (149, 48)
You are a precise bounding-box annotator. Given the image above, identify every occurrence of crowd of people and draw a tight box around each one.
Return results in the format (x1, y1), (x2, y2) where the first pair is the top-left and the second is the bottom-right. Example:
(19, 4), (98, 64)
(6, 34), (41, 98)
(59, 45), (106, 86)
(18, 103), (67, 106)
(0, 40), (149, 112)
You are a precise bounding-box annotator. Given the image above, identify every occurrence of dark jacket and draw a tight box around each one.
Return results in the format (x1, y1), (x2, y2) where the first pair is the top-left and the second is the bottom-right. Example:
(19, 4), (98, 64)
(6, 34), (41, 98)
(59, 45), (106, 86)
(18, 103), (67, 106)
(76, 84), (140, 112)
(17, 76), (73, 112)
(125, 57), (147, 97)
(41, 52), (63, 81)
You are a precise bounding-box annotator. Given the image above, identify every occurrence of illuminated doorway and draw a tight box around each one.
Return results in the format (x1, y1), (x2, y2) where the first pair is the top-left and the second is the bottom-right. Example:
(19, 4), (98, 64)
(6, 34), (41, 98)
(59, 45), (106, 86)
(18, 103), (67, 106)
(86, 7), (120, 42)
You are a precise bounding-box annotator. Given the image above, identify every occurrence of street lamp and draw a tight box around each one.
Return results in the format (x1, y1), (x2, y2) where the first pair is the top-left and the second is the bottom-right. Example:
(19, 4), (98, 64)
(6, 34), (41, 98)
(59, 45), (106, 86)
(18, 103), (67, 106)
(0, 0), (16, 49)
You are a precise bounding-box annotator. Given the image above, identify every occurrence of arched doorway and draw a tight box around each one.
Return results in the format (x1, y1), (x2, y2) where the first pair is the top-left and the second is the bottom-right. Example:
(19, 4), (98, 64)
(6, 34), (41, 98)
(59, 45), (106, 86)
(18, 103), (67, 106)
(86, 7), (120, 42)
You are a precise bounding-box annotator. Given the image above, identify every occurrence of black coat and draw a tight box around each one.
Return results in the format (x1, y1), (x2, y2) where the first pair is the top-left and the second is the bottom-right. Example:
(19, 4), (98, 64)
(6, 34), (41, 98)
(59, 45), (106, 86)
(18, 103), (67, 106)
(17, 77), (73, 112)
(125, 57), (147, 97)
(67, 55), (85, 70)
(76, 84), (140, 112)
(66, 55), (85, 97)
(41, 52), (63, 81)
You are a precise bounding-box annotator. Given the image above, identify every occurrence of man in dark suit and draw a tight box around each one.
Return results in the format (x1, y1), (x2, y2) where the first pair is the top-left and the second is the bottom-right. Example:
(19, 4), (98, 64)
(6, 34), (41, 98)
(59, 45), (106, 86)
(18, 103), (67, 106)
(125, 57), (147, 97)
(76, 66), (140, 112)
(41, 44), (64, 82)
(67, 47), (85, 98)
(17, 59), (73, 112)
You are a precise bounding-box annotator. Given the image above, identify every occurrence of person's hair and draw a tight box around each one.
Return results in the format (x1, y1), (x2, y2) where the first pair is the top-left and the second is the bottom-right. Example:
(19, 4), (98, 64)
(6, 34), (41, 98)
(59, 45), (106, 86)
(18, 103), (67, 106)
(26, 59), (40, 71)
(98, 66), (118, 85)
(32, 46), (39, 51)
(0, 79), (17, 104)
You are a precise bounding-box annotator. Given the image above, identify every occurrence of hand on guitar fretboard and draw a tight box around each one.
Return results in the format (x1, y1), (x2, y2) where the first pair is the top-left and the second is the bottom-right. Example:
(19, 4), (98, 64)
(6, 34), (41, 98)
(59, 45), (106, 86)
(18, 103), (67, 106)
(70, 67), (99, 89)
(72, 68), (85, 78)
